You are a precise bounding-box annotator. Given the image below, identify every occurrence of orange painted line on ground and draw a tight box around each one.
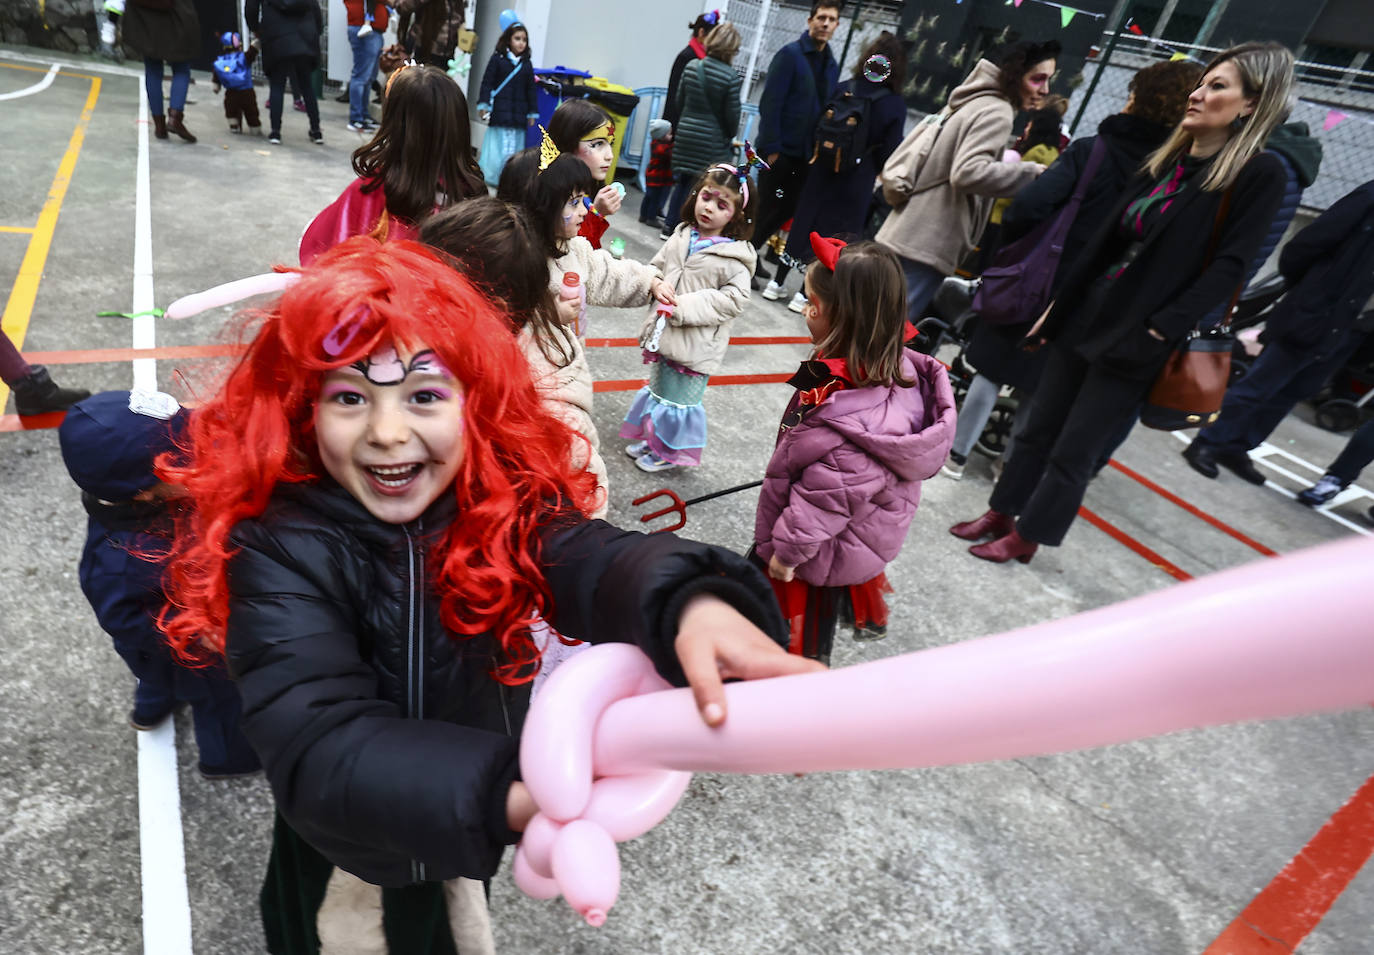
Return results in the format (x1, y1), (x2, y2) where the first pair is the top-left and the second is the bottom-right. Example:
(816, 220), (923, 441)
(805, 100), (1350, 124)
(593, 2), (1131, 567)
(0, 61), (102, 81)
(1201, 772), (1374, 955)
(0, 410), (66, 432)
(1107, 460), (1279, 558)
(594, 372), (792, 393)
(24, 343), (242, 365)
(585, 336), (811, 348)
(1077, 507), (1193, 581)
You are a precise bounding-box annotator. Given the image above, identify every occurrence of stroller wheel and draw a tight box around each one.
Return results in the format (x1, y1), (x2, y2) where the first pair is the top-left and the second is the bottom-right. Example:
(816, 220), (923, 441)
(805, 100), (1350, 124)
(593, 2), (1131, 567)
(1315, 398), (1360, 433)
(975, 397), (1019, 458)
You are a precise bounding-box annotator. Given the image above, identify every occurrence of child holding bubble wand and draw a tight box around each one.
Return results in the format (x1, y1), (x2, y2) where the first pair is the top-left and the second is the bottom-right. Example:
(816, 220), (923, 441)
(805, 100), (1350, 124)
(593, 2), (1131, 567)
(158, 237), (818, 952)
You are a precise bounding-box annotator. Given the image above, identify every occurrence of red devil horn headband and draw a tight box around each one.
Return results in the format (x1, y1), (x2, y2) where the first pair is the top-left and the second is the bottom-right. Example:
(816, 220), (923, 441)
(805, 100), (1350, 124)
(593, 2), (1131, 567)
(810, 233), (846, 272)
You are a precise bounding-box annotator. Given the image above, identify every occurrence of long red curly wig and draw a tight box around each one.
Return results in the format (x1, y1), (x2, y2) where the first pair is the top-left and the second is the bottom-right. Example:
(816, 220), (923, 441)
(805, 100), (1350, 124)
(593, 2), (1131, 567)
(159, 237), (598, 684)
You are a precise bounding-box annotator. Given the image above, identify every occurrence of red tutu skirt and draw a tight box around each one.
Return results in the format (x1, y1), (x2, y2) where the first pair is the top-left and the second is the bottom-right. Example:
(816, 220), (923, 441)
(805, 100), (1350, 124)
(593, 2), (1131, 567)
(766, 572), (892, 663)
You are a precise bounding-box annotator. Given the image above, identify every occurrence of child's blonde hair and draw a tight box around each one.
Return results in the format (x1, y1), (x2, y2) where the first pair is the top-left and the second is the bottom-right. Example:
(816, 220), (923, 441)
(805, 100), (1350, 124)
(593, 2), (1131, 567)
(679, 166), (758, 241)
(806, 241), (913, 388)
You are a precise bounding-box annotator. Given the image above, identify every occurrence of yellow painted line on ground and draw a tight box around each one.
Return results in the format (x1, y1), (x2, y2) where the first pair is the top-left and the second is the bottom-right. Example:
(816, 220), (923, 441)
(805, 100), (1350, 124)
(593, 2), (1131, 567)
(0, 226), (37, 234)
(0, 74), (100, 413)
(0, 60), (101, 81)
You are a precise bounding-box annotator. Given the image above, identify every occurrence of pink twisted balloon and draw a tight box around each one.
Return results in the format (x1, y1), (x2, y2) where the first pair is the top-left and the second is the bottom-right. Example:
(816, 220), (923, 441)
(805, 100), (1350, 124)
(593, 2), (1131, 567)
(516, 536), (1374, 924)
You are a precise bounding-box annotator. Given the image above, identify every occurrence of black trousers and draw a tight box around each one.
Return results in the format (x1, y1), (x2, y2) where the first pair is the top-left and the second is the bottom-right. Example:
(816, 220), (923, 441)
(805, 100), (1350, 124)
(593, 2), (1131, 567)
(988, 343), (1155, 546)
(751, 153), (809, 249)
(267, 56), (320, 135)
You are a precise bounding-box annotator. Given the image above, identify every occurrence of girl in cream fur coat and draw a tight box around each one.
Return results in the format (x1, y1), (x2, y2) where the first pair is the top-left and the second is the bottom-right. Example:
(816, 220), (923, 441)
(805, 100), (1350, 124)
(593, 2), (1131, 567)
(620, 165), (758, 472)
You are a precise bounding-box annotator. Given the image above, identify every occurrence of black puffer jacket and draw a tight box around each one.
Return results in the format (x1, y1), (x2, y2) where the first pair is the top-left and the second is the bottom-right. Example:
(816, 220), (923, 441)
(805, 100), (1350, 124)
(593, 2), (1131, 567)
(225, 481), (784, 887)
(246, 0), (323, 72)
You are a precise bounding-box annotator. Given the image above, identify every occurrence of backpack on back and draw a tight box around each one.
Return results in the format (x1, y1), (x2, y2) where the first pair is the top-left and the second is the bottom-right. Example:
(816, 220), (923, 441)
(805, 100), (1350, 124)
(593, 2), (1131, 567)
(810, 87), (873, 174)
(213, 51), (253, 91)
(878, 106), (953, 208)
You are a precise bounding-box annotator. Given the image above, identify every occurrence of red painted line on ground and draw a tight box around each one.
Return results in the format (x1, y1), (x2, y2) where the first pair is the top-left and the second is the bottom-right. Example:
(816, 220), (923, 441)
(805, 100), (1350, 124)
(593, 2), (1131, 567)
(24, 344), (242, 365)
(1108, 459), (1279, 558)
(1201, 771), (1374, 955)
(1077, 507), (1193, 581)
(585, 336), (811, 348)
(0, 410), (66, 432)
(594, 372), (792, 393)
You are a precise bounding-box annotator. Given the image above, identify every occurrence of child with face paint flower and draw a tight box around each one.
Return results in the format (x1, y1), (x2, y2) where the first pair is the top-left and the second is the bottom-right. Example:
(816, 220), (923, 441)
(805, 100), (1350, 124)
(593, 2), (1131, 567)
(159, 237), (819, 952)
(549, 99), (622, 249)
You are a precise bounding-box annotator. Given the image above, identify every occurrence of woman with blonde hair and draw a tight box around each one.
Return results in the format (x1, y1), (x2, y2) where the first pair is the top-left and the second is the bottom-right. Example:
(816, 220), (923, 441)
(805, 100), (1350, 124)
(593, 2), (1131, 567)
(950, 41), (1295, 563)
(660, 21), (744, 235)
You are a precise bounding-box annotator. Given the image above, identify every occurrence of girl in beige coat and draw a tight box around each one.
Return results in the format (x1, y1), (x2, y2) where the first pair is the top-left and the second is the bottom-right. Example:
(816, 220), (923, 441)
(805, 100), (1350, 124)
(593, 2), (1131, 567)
(877, 40), (1059, 320)
(620, 166), (758, 472)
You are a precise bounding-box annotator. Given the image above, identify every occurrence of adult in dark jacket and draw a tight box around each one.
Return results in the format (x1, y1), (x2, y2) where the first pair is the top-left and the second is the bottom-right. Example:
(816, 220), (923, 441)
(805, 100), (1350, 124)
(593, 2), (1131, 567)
(1183, 179), (1374, 483)
(660, 22), (743, 235)
(247, 0), (324, 145)
(751, 3), (840, 275)
(761, 33), (908, 313)
(394, 0), (467, 69)
(944, 60), (1201, 478)
(121, 0), (201, 142)
(663, 10), (719, 131)
(950, 42), (1295, 563)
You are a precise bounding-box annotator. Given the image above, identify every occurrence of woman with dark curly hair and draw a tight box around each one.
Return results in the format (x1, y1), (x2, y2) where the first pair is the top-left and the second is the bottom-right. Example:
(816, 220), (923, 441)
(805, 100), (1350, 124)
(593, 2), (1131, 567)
(877, 39), (1059, 321)
(943, 58), (1202, 479)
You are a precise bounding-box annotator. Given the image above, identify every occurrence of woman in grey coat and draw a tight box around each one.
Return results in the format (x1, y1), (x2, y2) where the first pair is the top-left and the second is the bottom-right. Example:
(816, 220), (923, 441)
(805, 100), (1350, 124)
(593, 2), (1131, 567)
(122, 0), (202, 142)
(660, 22), (743, 237)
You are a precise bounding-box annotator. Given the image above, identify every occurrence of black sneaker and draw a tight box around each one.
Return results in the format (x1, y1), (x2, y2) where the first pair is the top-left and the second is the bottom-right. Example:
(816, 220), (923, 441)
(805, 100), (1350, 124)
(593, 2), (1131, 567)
(1216, 449), (1266, 485)
(1297, 474), (1346, 506)
(309, 129), (324, 145)
(268, 130), (282, 145)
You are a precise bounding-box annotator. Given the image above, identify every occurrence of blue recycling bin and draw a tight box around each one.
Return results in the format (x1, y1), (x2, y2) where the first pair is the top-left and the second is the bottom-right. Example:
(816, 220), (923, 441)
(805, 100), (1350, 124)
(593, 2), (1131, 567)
(525, 67), (594, 148)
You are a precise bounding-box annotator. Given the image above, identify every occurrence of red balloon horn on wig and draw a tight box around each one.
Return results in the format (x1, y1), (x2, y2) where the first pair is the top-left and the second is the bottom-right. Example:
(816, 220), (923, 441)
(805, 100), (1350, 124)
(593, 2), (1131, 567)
(809, 233), (846, 272)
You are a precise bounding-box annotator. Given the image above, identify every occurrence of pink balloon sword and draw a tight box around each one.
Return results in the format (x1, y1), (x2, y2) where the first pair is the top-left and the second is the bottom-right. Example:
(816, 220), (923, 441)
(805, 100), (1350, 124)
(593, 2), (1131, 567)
(515, 536), (1374, 923)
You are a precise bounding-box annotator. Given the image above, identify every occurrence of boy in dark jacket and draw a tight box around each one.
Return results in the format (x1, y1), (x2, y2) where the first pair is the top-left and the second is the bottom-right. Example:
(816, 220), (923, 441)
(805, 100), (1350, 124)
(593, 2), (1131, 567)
(58, 391), (259, 779)
(1184, 179), (1374, 483)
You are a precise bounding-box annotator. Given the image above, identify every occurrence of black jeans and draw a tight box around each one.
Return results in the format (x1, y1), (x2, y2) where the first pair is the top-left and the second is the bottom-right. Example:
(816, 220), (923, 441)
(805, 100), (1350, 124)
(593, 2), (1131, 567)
(1329, 417), (1374, 484)
(751, 154), (808, 249)
(988, 343), (1155, 546)
(267, 56), (320, 135)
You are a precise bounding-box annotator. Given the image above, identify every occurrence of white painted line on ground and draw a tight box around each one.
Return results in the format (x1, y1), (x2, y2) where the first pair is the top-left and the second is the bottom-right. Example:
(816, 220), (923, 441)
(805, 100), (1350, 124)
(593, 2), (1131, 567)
(1170, 431), (1372, 536)
(138, 721), (192, 954)
(132, 83), (156, 391)
(0, 62), (58, 100)
(0, 47), (144, 79)
(132, 84), (193, 955)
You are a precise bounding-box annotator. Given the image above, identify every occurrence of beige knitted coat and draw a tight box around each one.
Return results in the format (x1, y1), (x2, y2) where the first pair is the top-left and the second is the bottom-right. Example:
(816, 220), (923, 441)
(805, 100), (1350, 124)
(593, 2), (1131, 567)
(876, 59), (1043, 275)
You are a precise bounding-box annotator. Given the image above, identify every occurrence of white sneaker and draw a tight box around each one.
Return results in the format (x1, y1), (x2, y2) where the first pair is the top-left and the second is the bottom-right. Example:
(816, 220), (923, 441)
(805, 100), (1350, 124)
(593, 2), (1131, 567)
(761, 280), (785, 301)
(940, 453), (965, 480)
(635, 451), (677, 473)
(624, 440), (649, 459)
(787, 292), (808, 313)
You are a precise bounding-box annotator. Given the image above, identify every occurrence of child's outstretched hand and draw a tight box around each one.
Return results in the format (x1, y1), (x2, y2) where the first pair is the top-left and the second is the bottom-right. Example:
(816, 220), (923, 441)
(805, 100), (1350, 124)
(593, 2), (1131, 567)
(674, 594), (823, 728)
(650, 277), (676, 306)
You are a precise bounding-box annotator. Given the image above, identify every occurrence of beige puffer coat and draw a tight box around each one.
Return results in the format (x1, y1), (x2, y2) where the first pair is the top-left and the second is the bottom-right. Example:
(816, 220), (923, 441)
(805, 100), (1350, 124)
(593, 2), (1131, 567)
(636, 226), (756, 376)
(876, 59), (1042, 275)
(518, 326), (608, 519)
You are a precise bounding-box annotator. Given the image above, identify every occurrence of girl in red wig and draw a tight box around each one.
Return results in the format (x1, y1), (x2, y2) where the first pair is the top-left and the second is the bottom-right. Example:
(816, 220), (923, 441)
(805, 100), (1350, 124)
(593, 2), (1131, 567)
(160, 236), (818, 953)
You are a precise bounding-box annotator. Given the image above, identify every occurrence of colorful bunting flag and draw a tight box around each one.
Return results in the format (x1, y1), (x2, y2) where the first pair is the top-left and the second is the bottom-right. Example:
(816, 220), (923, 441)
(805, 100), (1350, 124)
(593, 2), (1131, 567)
(1060, 6), (1075, 26)
(1323, 110), (1350, 132)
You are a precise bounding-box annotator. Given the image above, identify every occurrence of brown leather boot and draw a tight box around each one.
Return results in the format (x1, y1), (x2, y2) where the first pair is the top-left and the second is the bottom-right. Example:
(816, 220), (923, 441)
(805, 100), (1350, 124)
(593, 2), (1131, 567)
(969, 528), (1039, 565)
(167, 108), (196, 143)
(949, 509), (1015, 542)
(152, 114), (168, 139)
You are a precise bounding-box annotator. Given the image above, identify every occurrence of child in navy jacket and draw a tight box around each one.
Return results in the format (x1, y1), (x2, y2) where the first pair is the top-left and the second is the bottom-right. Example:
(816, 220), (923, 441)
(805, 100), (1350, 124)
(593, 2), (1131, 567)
(58, 390), (259, 779)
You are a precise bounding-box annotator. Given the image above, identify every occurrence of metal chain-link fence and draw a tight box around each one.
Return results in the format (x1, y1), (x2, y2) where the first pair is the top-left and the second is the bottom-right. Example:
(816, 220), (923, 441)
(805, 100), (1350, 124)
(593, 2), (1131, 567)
(1067, 35), (1374, 211)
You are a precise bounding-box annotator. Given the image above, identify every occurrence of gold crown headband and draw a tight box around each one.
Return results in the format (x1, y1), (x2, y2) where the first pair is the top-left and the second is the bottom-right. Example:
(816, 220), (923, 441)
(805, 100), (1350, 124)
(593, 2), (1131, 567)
(537, 125), (560, 172)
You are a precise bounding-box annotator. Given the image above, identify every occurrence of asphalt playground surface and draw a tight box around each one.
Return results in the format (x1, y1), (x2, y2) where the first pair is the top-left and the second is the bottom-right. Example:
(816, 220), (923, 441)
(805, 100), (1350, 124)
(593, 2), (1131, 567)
(1, 46), (1371, 955)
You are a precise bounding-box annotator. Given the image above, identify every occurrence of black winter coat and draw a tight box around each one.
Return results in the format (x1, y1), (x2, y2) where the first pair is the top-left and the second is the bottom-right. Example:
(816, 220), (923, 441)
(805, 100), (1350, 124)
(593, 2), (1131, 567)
(478, 51), (537, 128)
(246, 0), (323, 73)
(970, 113), (1172, 390)
(225, 481), (785, 887)
(757, 33), (838, 160)
(121, 0), (202, 64)
(1042, 151), (1287, 378)
(1264, 180), (1374, 354)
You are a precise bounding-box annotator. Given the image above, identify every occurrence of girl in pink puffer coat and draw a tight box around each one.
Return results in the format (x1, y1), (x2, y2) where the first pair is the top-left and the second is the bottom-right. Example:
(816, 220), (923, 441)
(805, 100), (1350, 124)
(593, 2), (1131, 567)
(753, 235), (955, 663)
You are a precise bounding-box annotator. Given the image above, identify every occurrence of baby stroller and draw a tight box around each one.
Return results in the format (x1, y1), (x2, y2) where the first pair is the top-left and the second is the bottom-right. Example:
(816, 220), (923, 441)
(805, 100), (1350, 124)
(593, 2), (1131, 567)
(909, 276), (1023, 457)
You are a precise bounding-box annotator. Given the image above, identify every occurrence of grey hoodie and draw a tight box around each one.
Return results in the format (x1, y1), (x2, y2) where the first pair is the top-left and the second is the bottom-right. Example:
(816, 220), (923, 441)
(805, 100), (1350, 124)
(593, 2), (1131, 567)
(877, 59), (1043, 274)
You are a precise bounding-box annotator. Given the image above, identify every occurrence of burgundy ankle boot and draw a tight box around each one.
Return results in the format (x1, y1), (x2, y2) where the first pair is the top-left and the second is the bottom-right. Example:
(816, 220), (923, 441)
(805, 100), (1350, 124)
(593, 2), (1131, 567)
(152, 114), (168, 139)
(949, 509), (1015, 542)
(167, 108), (196, 143)
(969, 528), (1039, 564)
